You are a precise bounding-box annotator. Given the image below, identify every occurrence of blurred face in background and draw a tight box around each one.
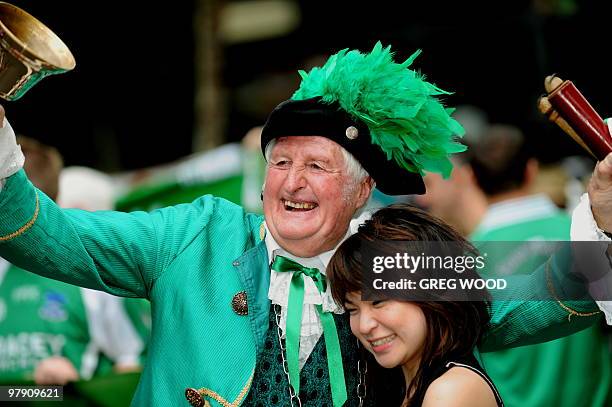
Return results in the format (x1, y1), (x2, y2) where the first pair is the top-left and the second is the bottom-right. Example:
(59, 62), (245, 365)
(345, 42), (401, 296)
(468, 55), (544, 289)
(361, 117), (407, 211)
(416, 166), (475, 228)
(415, 163), (486, 236)
(416, 172), (459, 222)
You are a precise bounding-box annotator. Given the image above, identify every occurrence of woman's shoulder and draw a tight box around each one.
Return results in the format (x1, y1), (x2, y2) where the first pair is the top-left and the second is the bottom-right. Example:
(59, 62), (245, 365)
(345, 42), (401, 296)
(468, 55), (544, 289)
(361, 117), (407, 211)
(421, 364), (500, 407)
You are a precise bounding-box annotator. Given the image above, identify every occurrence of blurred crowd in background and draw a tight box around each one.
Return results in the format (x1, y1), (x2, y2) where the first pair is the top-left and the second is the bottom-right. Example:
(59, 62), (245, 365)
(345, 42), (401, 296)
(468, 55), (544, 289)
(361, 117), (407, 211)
(1, 0), (612, 405)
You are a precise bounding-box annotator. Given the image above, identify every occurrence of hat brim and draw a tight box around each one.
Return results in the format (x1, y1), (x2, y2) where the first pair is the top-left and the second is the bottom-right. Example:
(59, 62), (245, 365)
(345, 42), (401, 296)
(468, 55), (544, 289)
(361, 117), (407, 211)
(260, 98), (425, 195)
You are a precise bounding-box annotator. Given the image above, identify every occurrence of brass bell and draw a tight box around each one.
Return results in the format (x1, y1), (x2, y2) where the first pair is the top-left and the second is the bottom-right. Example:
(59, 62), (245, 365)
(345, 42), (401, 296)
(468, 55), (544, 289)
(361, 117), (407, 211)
(0, 2), (75, 100)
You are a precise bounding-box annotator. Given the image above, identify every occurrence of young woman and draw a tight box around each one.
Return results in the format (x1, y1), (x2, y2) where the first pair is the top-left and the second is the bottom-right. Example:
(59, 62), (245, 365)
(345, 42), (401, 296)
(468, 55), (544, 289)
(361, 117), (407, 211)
(327, 204), (503, 407)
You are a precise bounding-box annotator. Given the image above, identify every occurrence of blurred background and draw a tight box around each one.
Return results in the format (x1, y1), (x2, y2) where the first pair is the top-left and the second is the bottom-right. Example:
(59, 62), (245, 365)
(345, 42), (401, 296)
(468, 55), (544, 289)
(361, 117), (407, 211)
(6, 0), (612, 172)
(2, 2), (612, 405)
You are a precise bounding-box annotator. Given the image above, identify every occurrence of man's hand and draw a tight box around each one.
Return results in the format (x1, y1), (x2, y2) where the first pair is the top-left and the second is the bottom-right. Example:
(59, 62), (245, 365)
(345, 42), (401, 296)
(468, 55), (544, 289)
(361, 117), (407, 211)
(33, 356), (79, 385)
(588, 152), (612, 232)
(0, 104), (5, 125)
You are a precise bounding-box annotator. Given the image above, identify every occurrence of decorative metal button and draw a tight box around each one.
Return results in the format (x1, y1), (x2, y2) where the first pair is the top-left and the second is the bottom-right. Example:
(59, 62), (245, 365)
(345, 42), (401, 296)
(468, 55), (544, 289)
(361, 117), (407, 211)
(345, 126), (359, 140)
(232, 261), (240, 267)
(185, 388), (204, 407)
(231, 291), (248, 315)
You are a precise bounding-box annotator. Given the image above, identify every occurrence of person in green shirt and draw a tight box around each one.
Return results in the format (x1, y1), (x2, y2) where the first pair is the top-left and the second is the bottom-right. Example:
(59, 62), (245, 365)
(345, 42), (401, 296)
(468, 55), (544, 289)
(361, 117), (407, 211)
(469, 124), (610, 406)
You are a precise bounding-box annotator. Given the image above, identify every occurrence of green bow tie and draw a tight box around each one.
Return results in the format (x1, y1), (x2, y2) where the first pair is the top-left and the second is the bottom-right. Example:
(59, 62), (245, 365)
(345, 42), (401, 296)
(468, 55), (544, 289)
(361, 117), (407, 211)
(271, 255), (347, 407)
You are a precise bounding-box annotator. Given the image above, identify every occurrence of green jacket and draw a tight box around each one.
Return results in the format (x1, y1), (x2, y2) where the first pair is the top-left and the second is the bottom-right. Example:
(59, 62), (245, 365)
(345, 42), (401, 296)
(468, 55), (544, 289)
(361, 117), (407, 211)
(0, 170), (601, 406)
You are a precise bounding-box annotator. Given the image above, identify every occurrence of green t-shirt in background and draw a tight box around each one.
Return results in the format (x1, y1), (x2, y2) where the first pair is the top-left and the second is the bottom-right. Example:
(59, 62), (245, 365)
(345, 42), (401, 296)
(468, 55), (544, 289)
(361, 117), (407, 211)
(0, 261), (149, 384)
(0, 264), (93, 383)
(472, 195), (610, 407)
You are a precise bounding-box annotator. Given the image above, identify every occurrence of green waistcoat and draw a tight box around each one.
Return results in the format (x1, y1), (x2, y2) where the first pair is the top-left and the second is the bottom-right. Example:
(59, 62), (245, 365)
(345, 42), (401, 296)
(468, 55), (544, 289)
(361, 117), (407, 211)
(0, 170), (602, 406)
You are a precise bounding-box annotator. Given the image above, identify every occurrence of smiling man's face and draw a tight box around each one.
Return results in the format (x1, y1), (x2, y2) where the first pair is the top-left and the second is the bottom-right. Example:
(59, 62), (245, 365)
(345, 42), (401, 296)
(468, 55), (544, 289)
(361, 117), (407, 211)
(263, 136), (371, 257)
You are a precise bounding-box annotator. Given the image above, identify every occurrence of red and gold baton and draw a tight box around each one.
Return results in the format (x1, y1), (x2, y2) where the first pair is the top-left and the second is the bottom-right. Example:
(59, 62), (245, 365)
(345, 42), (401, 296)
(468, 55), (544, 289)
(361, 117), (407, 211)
(538, 75), (612, 160)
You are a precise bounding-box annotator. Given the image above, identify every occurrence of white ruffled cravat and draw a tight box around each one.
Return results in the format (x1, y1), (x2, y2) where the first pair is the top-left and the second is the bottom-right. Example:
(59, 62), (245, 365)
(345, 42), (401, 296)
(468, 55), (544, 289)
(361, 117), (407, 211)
(265, 213), (371, 368)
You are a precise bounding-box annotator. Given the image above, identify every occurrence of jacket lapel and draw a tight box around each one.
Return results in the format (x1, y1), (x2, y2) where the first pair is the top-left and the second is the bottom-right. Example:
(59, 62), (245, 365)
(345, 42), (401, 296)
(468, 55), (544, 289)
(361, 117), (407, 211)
(232, 227), (271, 356)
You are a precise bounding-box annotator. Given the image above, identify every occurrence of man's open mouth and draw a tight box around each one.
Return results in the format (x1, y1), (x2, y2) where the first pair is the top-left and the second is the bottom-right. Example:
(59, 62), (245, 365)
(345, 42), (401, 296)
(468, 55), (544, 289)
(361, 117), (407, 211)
(282, 199), (318, 211)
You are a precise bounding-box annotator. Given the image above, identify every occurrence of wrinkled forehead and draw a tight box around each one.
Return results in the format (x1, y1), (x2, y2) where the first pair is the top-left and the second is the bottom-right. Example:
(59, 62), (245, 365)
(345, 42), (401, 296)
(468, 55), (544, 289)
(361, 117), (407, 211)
(271, 135), (346, 163)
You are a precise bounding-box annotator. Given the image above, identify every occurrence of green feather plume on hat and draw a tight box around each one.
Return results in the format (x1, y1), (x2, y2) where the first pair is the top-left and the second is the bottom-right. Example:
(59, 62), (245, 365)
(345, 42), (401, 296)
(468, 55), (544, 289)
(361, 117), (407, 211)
(291, 42), (466, 178)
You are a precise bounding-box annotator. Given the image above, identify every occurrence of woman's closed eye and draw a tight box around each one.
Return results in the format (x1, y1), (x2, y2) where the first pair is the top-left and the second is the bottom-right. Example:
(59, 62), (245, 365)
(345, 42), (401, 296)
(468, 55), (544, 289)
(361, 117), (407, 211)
(372, 300), (387, 307)
(345, 308), (358, 315)
(344, 303), (358, 315)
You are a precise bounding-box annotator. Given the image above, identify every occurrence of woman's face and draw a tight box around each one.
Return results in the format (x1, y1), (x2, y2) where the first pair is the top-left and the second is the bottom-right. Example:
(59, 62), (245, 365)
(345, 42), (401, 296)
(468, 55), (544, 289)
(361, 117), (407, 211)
(345, 293), (427, 370)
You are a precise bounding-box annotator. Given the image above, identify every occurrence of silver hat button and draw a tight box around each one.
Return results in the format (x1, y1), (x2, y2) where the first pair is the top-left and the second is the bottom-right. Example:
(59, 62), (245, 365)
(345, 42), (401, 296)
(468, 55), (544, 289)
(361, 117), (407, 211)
(345, 126), (359, 140)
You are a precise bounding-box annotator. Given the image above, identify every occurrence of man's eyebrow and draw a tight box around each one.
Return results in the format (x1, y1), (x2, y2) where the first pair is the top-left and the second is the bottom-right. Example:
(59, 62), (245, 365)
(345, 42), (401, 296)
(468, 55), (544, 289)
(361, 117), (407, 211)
(270, 151), (288, 159)
(300, 154), (329, 163)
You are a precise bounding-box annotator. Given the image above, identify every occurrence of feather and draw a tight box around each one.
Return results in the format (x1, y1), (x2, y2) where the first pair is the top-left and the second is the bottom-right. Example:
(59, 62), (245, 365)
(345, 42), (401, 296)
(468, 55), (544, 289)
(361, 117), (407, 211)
(291, 42), (465, 178)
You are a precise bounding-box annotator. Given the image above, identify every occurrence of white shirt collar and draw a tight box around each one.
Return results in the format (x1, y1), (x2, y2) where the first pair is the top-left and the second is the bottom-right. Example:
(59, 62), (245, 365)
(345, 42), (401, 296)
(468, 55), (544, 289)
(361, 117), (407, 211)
(477, 194), (559, 232)
(264, 227), (346, 274)
(263, 210), (372, 271)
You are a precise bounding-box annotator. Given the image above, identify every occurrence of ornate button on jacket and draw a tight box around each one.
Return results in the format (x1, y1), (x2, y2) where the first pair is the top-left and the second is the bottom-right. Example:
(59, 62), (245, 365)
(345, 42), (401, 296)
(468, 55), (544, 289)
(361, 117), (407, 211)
(231, 291), (248, 316)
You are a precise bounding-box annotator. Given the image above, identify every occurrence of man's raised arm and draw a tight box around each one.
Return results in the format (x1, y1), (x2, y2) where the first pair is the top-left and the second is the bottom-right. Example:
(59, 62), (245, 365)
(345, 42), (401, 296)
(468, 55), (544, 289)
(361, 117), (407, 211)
(0, 106), (210, 299)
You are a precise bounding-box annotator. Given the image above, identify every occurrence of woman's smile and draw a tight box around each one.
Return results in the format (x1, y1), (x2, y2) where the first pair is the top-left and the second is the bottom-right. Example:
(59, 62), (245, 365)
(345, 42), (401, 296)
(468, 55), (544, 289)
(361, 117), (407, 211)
(369, 334), (397, 352)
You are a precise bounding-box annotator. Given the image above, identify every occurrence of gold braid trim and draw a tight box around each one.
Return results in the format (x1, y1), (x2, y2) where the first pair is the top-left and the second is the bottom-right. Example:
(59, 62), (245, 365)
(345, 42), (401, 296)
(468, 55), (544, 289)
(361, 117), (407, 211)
(546, 259), (600, 322)
(199, 369), (254, 407)
(0, 191), (39, 242)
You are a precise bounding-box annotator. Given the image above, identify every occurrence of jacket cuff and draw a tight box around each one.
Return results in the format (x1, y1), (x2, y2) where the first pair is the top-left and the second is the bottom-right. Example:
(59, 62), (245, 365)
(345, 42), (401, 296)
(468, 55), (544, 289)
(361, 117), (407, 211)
(0, 169), (39, 242)
(571, 193), (611, 241)
(0, 118), (25, 187)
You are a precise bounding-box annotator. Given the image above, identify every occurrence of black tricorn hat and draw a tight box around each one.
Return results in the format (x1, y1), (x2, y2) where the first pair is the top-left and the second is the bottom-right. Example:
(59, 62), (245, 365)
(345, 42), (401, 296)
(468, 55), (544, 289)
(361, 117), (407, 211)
(260, 43), (466, 196)
(260, 97), (426, 195)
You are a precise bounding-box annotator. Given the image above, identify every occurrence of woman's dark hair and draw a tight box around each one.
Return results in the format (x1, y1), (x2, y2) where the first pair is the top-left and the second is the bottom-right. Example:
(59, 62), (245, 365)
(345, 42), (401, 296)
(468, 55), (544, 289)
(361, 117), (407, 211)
(327, 204), (491, 406)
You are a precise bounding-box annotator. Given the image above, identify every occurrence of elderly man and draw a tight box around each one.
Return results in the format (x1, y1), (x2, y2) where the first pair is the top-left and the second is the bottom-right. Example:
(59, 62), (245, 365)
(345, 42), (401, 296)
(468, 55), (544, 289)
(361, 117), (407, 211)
(0, 43), (607, 406)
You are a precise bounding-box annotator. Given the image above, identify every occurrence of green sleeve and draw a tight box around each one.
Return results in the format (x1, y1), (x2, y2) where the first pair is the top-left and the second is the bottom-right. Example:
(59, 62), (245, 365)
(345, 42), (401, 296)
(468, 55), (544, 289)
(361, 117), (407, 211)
(481, 249), (601, 352)
(0, 169), (217, 299)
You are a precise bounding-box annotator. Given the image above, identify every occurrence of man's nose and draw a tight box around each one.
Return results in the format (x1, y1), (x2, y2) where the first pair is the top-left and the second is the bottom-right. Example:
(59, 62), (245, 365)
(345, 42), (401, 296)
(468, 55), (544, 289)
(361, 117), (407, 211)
(285, 165), (307, 191)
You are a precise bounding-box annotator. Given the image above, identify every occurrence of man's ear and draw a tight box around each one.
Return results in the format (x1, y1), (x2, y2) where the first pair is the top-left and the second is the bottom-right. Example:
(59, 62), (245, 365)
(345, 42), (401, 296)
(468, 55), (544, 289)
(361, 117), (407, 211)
(356, 177), (375, 208)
